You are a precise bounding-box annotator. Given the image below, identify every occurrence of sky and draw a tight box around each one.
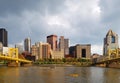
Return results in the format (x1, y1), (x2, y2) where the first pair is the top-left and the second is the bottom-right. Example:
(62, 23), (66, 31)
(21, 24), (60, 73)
(0, 0), (120, 55)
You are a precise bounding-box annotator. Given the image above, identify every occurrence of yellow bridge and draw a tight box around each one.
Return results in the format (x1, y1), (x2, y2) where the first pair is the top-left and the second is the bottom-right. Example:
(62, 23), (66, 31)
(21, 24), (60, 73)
(93, 48), (120, 67)
(0, 48), (32, 66)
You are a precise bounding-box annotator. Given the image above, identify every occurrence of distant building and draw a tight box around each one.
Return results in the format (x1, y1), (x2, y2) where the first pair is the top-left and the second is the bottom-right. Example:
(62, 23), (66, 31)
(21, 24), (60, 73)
(50, 49), (64, 59)
(3, 47), (9, 55)
(69, 44), (91, 58)
(69, 46), (76, 58)
(91, 54), (101, 63)
(47, 35), (57, 51)
(59, 36), (69, 55)
(0, 28), (8, 47)
(0, 42), (3, 54)
(59, 36), (64, 50)
(103, 29), (119, 55)
(46, 35), (69, 59)
(64, 39), (69, 55)
(31, 45), (38, 59)
(31, 42), (51, 60)
(2, 47), (18, 57)
(15, 44), (24, 54)
(24, 37), (31, 53)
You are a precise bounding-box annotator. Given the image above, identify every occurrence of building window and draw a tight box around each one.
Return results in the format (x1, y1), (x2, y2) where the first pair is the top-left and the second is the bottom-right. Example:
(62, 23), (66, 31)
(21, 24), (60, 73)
(111, 36), (115, 43)
(82, 49), (86, 58)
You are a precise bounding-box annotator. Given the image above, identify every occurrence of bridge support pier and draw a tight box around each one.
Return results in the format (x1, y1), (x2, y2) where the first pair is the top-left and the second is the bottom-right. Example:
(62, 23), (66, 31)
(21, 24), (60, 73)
(7, 61), (21, 67)
(20, 62), (32, 66)
(108, 61), (120, 68)
(96, 63), (107, 67)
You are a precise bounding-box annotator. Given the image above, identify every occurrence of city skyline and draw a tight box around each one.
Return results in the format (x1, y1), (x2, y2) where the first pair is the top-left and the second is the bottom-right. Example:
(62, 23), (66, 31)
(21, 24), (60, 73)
(0, 0), (120, 54)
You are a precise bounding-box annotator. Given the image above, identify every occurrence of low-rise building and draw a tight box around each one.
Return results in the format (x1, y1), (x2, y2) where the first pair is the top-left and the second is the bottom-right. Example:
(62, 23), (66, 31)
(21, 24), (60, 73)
(50, 49), (64, 59)
(69, 44), (91, 58)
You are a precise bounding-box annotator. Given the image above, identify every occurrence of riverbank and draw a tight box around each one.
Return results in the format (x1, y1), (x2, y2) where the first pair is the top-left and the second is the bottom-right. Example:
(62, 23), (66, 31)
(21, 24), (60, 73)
(34, 62), (92, 67)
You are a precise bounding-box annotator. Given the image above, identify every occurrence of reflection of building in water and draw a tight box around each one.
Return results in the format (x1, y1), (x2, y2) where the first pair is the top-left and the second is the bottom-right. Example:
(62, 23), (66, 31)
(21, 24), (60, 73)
(104, 69), (120, 83)
(69, 44), (91, 58)
(103, 29), (119, 56)
(40, 67), (65, 83)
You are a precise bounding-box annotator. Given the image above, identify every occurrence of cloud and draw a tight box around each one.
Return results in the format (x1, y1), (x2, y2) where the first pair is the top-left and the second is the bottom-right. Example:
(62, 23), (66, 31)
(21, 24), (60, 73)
(100, 0), (120, 30)
(91, 44), (103, 55)
(0, 0), (120, 55)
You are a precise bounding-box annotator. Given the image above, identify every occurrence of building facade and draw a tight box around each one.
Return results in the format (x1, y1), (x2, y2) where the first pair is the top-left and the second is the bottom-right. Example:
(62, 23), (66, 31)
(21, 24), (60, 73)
(59, 36), (64, 50)
(31, 45), (38, 60)
(69, 44), (91, 58)
(0, 42), (3, 54)
(24, 37), (31, 53)
(103, 29), (119, 55)
(31, 42), (51, 60)
(59, 36), (69, 55)
(47, 35), (57, 51)
(50, 49), (64, 59)
(64, 39), (69, 55)
(0, 28), (8, 47)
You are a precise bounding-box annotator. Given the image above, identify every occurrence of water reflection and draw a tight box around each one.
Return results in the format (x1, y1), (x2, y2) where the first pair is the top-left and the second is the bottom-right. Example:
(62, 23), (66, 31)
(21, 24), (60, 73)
(104, 68), (120, 83)
(0, 66), (120, 83)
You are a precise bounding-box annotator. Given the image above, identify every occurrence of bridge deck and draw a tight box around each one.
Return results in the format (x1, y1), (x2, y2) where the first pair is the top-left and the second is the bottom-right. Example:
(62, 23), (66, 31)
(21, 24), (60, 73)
(0, 55), (32, 63)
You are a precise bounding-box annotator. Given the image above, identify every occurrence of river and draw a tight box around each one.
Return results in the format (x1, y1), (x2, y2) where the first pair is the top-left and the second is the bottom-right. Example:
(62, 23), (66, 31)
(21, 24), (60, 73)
(0, 66), (120, 83)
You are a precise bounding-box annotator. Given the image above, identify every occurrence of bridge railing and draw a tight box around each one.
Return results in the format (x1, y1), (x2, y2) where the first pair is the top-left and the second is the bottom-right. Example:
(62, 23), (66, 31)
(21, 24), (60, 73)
(94, 49), (120, 64)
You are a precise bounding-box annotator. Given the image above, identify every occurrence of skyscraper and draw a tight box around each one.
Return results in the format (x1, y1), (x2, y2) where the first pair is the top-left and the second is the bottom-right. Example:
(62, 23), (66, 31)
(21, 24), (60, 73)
(47, 35), (57, 51)
(59, 36), (64, 50)
(103, 29), (119, 55)
(64, 39), (69, 55)
(59, 36), (69, 55)
(24, 37), (31, 53)
(0, 28), (8, 47)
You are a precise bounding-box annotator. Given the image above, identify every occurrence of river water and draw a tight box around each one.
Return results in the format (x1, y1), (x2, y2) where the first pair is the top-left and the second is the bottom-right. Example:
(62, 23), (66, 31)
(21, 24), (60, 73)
(0, 66), (120, 83)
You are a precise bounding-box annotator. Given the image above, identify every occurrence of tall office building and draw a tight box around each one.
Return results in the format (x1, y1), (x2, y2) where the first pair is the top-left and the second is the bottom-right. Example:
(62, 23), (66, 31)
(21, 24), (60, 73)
(59, 36), (69, 55)
(47, 35), (57, 51)
(0, 28), (8, 47)
(24, 37), (31, 53)
(59, 36), (64, 50)
(64, 39), (69, 55)
(103, 29), (119, 55)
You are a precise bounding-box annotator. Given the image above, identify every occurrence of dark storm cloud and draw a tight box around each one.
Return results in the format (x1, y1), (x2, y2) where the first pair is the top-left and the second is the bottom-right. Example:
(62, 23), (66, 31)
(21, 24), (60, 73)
(0, 0), (65, 16)
(0, 0), (39, 16)
(0, 0), (66, 44)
